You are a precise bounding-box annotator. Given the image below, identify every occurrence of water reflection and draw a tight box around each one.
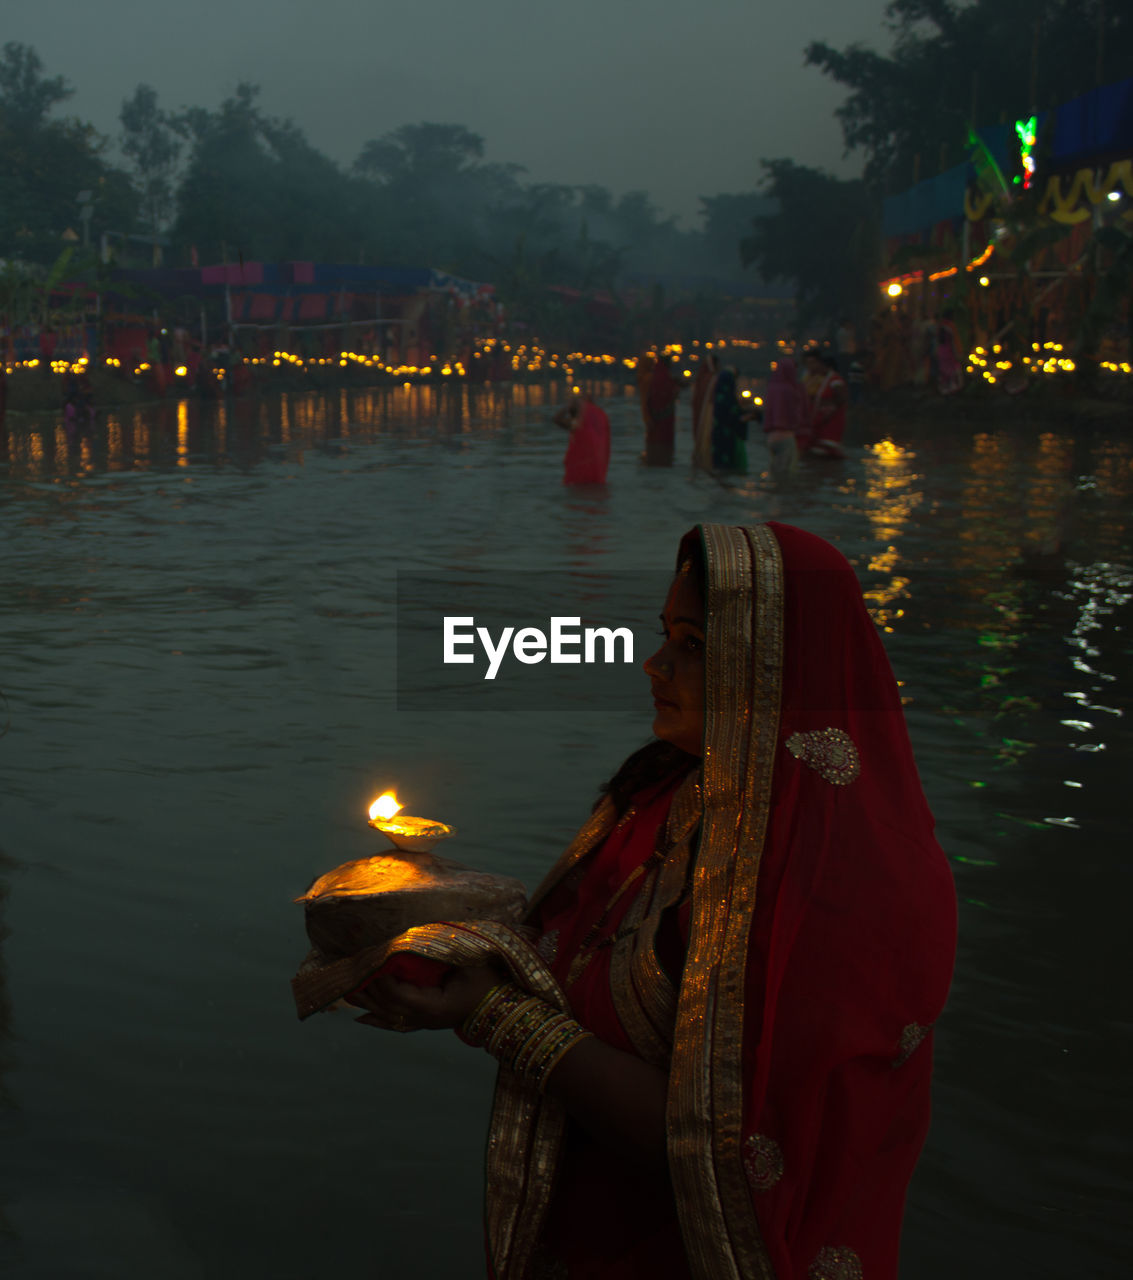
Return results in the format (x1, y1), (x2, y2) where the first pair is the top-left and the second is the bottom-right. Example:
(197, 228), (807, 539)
(859, 438), (923, 633)
(0, 389), (1130, 1277)
(176, 401), (189, 468)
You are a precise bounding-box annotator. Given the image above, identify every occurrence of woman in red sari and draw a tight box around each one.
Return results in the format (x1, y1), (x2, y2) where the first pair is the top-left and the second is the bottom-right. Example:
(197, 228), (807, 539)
(640, 354), (680, 466)
(803, 351), (849, 459)
(554, 391), (611, 485)
(339, 523), (957, 1279)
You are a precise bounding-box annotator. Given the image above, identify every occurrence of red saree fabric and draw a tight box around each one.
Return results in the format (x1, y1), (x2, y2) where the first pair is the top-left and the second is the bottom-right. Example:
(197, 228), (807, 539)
(563, 400), (611, 485)
(509, 522), (955, 1279)
(808, 371), (848, 447)
(642, 363), (679, 464)
(675, 521), (957, 1278)
(535, 774), (693, 1278)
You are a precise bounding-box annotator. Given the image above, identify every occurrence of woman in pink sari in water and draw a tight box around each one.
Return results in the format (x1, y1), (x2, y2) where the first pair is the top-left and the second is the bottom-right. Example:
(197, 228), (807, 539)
(761, 359), (808, 478)
(555, 391), (611, 485)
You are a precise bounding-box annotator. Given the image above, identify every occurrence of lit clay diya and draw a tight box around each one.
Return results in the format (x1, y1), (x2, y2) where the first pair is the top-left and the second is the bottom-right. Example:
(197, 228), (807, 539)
(294, 792), (527, 961)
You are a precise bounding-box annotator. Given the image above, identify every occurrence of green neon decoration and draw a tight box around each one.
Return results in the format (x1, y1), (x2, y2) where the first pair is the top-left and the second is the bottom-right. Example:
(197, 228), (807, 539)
(967, 127), (1010, 204)
(1015, 115), (1037, 190)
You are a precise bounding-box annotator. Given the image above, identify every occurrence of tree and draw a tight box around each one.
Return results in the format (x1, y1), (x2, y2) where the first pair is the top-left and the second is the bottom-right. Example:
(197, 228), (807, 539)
(806, 0), (1130, 191)
(171, 84), (371, 263)
(355, 122), (485, 186)
(741, 160), (879, 327)
(698, 192), (778, 272)
(120, 84), (181, 241)
(0, 41), (70, 131)
(354, 122), (528, 269)
(0, 43), (137, 264)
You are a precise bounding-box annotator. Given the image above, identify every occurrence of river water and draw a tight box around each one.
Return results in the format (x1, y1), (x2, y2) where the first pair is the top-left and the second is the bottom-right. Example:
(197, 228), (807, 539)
(0, 383), (1129, 1278)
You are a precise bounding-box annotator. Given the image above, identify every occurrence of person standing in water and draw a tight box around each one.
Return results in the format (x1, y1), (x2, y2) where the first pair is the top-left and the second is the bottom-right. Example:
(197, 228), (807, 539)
(762, 358), (807, 479)
(640, 354), (680, 466)
(553, 390), (611, 485)
(691, 353), (719, 440)
(803, 350), (849, 460)
(708, 368), (759, 473)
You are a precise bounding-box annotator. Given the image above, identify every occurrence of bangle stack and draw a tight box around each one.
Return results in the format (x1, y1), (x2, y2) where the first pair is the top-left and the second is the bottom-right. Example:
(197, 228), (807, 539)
(458, 983), (593, 1093)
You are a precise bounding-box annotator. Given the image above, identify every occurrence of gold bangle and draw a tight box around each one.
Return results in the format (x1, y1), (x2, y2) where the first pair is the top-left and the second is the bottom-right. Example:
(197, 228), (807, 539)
(459, 983), (522, 1046)
(510, 1013), (571, 1076)
(536, 1028), (595, 1093)
(486, 998), (545, 1057)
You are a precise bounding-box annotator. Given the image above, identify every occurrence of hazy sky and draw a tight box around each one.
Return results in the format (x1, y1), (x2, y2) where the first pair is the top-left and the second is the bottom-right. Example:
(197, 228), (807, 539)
(7, 0), (894, 226)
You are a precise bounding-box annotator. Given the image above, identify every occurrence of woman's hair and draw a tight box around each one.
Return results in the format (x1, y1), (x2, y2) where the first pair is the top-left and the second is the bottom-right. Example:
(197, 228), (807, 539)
(594, 534), (706, 814)
(594, 740), (699, 816)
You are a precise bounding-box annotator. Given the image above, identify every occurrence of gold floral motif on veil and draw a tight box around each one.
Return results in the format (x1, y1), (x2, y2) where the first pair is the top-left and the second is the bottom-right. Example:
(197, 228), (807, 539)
(742, 1133), (784, 1192)
(785, 728), (861, 786)
(808, 1245), (863, 1279)
(892, 1021), (931, 1067)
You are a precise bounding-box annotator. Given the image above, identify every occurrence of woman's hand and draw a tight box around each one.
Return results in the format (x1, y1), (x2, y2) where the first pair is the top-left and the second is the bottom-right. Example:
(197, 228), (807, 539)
(346, 962), (504, 1033)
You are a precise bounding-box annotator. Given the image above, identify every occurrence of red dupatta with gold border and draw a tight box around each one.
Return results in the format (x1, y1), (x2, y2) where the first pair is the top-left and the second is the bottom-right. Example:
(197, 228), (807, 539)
(666, 523), (956, 1279)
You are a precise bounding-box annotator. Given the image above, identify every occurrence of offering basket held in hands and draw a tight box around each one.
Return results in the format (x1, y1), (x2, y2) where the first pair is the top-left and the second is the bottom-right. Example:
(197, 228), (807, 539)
(290, 794), (528, 1018)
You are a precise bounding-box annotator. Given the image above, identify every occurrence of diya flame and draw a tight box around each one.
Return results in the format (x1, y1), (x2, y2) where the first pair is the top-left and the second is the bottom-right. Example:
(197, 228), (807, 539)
(369, 792), (403, 822)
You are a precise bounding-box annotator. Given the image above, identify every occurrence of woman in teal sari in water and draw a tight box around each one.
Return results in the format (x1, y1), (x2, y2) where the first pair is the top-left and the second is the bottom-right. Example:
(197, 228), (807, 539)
(710, 369), (756, 472)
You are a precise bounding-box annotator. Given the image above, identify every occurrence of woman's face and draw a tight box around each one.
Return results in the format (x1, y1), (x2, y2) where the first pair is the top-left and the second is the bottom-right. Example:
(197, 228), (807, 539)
(643, 571), (706, 756)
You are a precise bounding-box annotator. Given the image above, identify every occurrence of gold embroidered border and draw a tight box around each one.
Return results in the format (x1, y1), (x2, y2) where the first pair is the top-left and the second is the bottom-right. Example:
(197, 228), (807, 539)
(628, 839), (691, 1051)
(609, 772), (701, 1067)
(610, 879), (671, 1067)
(668, 523), (782, 1280)
(716, 524), (783, 1274)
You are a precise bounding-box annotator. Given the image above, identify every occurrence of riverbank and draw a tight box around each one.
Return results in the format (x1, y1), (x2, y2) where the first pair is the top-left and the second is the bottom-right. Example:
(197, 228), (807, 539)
(3, 359), (1130, 427)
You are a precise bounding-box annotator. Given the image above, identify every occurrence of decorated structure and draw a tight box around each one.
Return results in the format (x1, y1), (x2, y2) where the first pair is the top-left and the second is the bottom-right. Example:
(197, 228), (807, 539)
(877, 74), (1133, 373)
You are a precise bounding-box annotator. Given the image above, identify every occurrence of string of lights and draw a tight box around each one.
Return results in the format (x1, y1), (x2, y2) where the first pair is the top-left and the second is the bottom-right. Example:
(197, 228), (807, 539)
(4, 332), (1129, 390)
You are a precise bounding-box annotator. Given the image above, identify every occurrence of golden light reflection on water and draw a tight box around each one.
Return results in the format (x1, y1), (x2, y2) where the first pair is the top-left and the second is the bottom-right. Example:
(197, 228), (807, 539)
(861, 438), (923, 631)
(107, 414), (122, 469)
(132, 411), (150, 469)
(1090, 439), (1133, 499)
(1087, 439), (1133, 558)
(177, 400), (190, 467)
(25, 430), (44, 475)
(1023, 432), (1073, 554)
(955, 433), (1019, 575)
(1, 383), (607, 478)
